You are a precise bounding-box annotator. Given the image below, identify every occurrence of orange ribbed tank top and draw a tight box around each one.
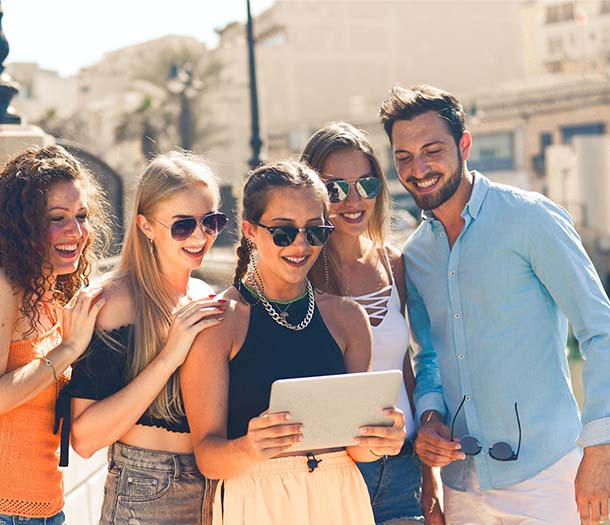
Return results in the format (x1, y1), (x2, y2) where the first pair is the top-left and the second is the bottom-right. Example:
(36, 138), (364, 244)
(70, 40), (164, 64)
(0, 320), (69, 518)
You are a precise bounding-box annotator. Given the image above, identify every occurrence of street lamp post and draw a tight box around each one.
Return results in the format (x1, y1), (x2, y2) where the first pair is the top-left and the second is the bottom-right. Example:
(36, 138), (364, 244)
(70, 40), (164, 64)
(246, 0), (262, 169)
(0, 0), (20, 124)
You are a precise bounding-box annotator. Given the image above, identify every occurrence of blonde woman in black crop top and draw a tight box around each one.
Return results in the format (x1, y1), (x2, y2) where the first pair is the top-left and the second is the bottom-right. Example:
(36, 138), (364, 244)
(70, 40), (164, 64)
(62, 152), (227, 525)
(181, 161), (406, 525)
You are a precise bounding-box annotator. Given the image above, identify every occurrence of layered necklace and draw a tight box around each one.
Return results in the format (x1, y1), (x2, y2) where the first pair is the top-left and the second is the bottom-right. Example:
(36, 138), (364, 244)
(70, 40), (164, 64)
(246, 272), (315, 331)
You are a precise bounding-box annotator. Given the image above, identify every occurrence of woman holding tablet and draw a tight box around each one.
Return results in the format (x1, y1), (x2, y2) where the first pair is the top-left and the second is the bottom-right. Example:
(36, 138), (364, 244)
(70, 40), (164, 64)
(181, 160), (406, 525)
(301, 122), (444, 525)
(63, 152), (227, 524)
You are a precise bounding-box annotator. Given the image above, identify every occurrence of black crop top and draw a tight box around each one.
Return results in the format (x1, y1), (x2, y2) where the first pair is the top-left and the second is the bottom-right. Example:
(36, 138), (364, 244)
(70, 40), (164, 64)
(55, 325), (189, 466)
(227, 284), (347, 440)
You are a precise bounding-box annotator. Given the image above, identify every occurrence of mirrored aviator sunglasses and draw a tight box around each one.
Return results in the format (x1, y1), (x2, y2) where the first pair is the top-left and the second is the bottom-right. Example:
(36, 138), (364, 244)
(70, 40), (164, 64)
(253, 222), (334, 247)
(170, 212), (228, 240)
(326, 176), (381, 203)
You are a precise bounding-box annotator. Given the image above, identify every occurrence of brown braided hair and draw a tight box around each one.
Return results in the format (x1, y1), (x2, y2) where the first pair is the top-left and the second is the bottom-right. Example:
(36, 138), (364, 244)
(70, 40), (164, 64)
(233, 160), (329, 286)
(0, 145), (110, 335)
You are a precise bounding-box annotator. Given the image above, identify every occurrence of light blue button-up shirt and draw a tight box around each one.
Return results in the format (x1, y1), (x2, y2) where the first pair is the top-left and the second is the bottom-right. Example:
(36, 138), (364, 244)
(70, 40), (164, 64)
(404, 172), (610, 491)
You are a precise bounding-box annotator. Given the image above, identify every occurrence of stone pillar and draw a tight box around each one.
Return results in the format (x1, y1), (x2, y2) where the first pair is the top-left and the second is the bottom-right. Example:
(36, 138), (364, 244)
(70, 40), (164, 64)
(0, 123), (54, 167)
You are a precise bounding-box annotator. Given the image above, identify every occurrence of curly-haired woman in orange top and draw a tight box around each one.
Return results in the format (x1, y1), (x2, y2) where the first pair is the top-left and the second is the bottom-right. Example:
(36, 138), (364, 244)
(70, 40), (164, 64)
(0, 145), (110, 525)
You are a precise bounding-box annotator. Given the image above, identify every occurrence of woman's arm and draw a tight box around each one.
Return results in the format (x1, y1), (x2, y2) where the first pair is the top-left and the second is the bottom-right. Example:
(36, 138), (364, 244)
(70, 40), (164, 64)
(181, 299), (303, 480)
(0, 271), (105, 415)
(421, 465), (445, 524)
(70, 295), (224, 457)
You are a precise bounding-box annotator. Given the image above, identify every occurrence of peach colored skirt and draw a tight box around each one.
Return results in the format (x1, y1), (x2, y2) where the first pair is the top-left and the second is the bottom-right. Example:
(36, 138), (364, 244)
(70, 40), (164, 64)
(212, 451), (375, 525)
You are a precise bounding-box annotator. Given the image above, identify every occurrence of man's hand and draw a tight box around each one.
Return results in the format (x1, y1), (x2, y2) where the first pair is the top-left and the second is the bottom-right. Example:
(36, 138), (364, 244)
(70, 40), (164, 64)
(575, 444), (610, 524)
(415, 410), (465, 467)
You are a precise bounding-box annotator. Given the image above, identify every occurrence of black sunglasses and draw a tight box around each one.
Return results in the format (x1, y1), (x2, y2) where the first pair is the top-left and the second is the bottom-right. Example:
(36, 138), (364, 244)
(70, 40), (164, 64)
(252, 221), (334, 247)
(450, 395), (521, 462)
(325, 176), (381, 203)
(155, 211), (228, 241)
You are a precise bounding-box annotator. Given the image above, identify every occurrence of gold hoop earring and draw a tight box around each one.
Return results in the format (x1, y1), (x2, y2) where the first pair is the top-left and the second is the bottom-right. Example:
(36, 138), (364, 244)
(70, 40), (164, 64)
(322, 244), (330, 293)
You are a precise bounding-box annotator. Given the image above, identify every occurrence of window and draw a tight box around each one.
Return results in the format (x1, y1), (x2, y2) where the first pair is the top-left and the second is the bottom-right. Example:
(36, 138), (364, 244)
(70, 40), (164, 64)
(545, 3), (575, 24)
(469, 132), (514, 172)
(547, 36), (564, 54)
(561, 123), (605, 143)
(532, 133), (553, 176)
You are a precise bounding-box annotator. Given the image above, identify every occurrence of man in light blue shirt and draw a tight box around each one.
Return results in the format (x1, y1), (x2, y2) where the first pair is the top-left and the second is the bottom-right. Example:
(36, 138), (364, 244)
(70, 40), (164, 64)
(379, 84), (610, 525)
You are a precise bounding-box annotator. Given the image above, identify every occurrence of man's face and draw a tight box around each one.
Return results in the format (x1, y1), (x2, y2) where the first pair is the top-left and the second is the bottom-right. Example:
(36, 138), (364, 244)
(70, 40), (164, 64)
(391, 111), (470, 210)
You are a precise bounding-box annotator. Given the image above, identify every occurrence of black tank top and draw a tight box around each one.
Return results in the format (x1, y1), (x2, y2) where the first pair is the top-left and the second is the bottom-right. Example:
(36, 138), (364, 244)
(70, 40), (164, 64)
(227, 283), (347, 439)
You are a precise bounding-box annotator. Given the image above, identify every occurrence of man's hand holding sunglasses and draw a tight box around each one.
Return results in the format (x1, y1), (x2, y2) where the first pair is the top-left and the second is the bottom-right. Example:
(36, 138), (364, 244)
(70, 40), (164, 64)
(415, 410), (465, 468)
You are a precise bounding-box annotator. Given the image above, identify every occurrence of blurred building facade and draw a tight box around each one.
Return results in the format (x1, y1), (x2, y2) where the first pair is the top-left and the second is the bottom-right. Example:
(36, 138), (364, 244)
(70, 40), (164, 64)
(6, 0), (610, 282)
(206, 0), (528, 188)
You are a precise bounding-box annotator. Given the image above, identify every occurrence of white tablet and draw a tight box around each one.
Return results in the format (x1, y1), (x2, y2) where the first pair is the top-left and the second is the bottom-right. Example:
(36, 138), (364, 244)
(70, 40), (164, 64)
(268, 370), (402, 453)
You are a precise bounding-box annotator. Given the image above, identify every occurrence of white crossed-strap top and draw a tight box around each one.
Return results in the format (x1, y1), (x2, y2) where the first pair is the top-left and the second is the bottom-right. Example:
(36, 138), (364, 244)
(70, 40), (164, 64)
(348, 254), (417, 438)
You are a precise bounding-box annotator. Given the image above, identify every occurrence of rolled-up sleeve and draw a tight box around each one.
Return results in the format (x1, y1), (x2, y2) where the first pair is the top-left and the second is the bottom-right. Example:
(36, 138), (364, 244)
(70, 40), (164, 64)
(526, 198), (610, 447)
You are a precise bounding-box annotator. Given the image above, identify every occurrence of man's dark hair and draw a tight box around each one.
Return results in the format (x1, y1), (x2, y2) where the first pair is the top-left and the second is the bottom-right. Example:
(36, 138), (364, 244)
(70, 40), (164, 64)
(379, 84), (466, 146)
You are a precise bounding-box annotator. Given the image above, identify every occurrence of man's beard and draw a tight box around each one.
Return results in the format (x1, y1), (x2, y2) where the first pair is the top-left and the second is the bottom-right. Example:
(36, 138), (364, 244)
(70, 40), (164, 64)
(405, 152), (463, 210)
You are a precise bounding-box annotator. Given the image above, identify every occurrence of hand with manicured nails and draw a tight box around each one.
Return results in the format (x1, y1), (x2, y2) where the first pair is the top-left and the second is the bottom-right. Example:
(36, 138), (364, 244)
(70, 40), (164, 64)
(356, 408), (407, 456)
(244, 411), (304, 461)
(415, 411), (465, 467)
(61, 287), (106, 356)
(160, 297), (226, 369)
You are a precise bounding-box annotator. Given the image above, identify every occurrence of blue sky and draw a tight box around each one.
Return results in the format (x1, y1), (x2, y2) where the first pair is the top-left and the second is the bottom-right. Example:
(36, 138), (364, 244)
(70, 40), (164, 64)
(3, 0), (275, 76)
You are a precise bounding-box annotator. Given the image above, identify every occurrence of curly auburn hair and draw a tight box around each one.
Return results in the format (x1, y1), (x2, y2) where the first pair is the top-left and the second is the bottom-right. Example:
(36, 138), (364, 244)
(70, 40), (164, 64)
(0, 144), (110, 333)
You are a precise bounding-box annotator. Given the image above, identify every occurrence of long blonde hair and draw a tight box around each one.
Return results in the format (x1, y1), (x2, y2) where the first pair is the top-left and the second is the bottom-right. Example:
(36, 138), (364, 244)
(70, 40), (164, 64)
(300, 122), (390, 294)
(114, 151), (220, 423)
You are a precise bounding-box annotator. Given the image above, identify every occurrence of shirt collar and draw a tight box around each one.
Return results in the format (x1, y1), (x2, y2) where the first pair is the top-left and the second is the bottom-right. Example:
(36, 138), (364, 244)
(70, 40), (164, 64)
(462, 171), (489, 220)
(420, 171), (489, 223)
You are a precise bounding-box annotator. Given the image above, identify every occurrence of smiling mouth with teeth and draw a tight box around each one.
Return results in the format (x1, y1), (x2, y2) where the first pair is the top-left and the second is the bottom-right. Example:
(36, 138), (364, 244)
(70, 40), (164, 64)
(183, 246), (205, 255)
(284, 256), (307, 264)
(415, 177), (440, 189)
(54, 243), (80, 256)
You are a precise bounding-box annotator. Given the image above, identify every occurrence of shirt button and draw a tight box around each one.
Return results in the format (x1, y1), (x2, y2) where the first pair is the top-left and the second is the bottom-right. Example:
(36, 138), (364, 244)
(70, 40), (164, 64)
(440, 232), (445, 237)
(454, 313), (461, 319)
(465, 395), (471, 401)
(449, 271), (456, 277)
(458, 354), (465, 359)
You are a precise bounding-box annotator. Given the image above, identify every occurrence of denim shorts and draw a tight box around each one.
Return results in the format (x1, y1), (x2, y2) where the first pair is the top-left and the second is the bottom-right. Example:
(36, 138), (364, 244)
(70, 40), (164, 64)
(0, 512), (65, 525)
(357, 440), (423, 525)
(100, 442), (207, 525)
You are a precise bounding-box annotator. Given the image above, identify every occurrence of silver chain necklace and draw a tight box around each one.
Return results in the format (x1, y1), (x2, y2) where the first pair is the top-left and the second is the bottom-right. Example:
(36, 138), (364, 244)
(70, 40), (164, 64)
(249, 275), (315, 331)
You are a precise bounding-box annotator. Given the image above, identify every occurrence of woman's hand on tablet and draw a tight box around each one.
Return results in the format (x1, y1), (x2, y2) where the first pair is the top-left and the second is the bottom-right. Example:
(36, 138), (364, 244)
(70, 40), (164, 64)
(356, 408), (407, 456)
(244, 411), (304, 461)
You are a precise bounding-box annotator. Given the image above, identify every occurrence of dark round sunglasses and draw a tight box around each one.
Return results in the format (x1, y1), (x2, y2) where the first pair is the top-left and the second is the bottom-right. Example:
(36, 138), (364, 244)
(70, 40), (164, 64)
(450, 395), (521, 461)
(155, 211), (228, 241)
(252, 221), (334, 247)
(325, 176), (381, 203)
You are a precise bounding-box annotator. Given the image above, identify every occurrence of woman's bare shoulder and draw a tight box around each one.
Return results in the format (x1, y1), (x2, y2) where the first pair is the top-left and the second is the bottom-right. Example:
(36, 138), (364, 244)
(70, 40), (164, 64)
(188, 277), (216, 299)
(96, 275), (135, 330)
(0, 268), (18, 307)
(317, 292), (367, 324)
